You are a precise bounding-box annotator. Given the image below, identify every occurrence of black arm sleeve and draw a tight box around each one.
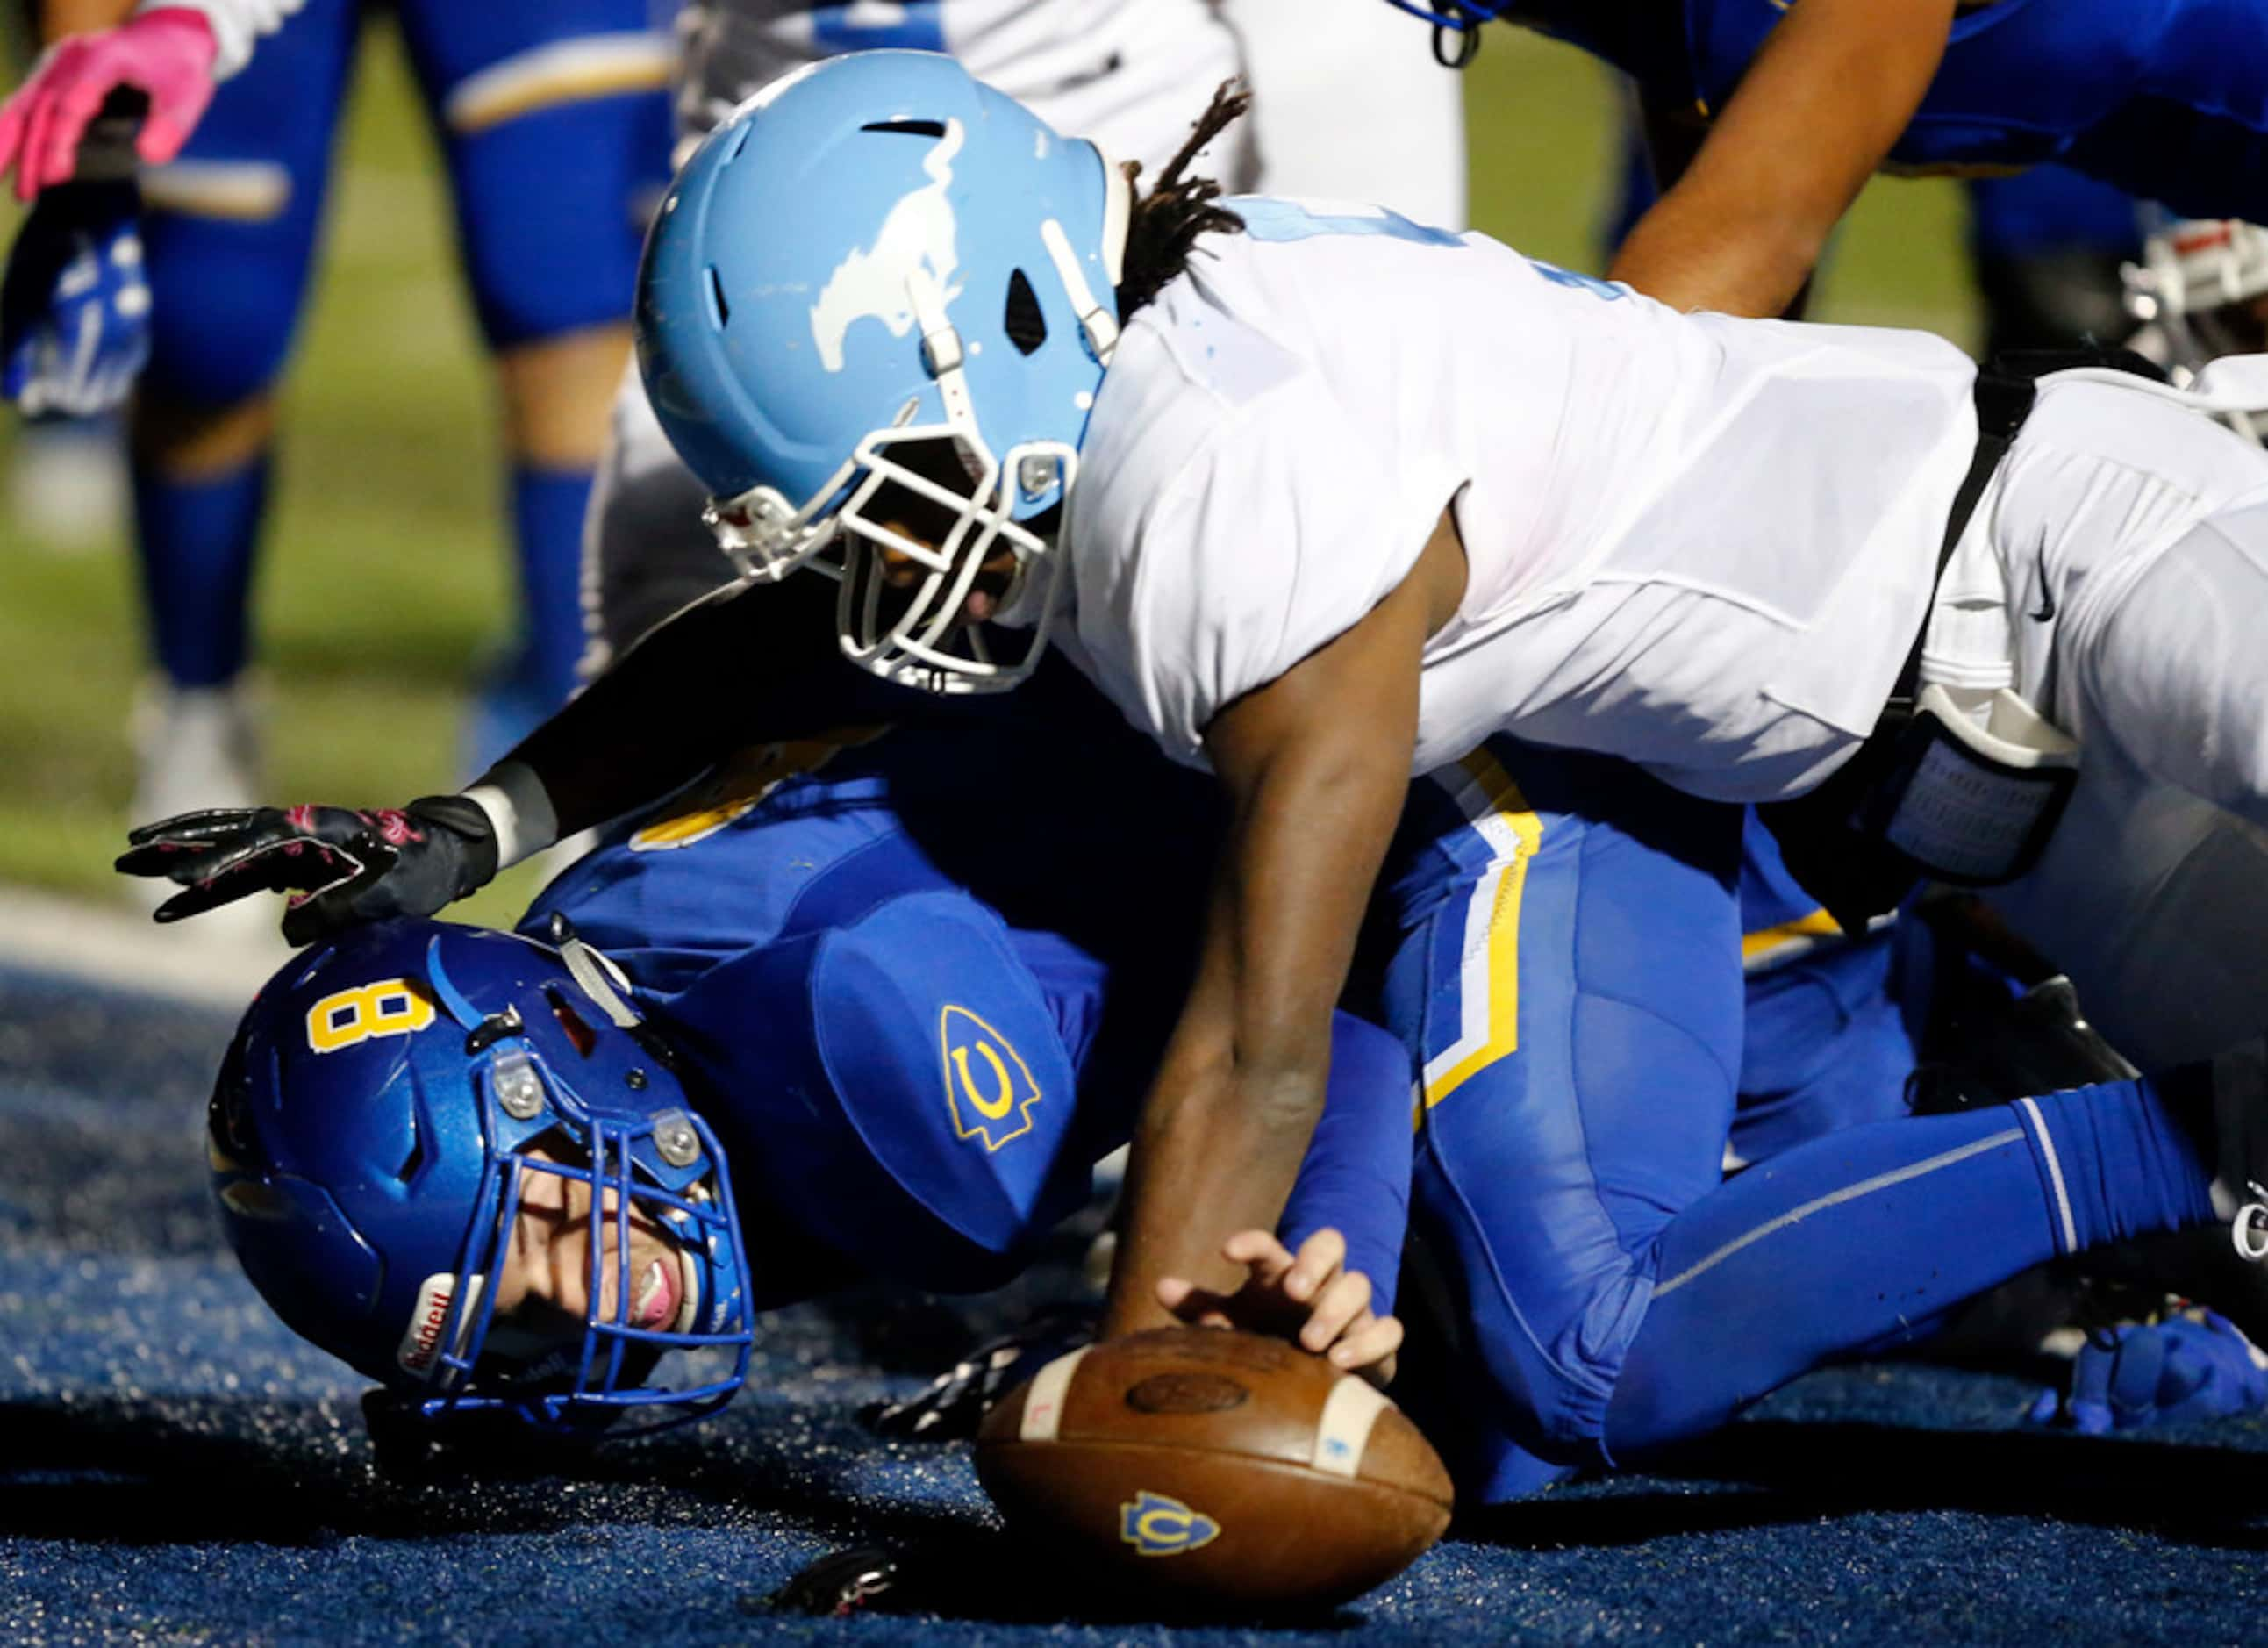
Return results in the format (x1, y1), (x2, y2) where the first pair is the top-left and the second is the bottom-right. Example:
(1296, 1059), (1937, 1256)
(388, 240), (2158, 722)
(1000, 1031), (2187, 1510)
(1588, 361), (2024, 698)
(505, 575), (964, 837)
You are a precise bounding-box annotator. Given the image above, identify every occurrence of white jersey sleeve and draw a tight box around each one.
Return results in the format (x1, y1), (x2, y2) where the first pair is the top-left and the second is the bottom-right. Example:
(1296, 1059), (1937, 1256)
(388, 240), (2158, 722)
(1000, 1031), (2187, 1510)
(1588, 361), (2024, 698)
(135, 0), (304, 80)
(1063, 321), (1452, 765)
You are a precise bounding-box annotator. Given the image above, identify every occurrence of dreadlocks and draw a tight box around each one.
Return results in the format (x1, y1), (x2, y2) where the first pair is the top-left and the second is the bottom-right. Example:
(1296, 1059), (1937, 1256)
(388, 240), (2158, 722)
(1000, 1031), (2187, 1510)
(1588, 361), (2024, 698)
(1114, 80), (1253, 319)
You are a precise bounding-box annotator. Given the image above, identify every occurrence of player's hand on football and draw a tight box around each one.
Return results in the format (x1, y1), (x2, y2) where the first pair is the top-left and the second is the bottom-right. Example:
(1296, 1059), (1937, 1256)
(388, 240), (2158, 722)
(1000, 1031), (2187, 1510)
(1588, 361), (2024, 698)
(117, 797), (499, 946)
(1158, 1227), (1403, 1387)
(2028, 1308), (2268, 1435)
(0, 10), (220, 201)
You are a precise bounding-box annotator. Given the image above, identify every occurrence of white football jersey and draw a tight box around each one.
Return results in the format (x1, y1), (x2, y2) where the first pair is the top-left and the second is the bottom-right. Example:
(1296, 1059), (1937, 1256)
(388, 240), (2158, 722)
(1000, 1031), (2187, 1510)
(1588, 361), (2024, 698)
(673, 0), (1245, 178)
(1054, 205), (1982, 802)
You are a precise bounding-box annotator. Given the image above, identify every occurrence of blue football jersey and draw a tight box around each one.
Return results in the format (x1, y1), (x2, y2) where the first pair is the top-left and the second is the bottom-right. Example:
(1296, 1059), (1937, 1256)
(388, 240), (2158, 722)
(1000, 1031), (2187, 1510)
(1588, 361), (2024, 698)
(1514, 0), (2268, 216)
(522, 672), (1414, 1300)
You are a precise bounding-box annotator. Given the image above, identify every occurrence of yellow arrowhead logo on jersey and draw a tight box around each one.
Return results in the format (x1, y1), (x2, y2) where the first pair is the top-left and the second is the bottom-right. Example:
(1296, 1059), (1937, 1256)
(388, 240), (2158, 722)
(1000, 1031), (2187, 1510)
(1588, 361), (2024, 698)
(938, 1005), (1041, 1151)
(1120, 1491), (1221, 1557)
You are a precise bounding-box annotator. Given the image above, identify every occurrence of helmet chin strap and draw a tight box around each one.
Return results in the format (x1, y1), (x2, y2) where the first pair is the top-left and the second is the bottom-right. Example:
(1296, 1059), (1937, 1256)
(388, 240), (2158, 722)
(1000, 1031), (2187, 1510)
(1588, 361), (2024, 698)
(907, 267), (977, 433)
(1042, 219), (1118, 365)
(547, 913), (642, 1031)
(1098, 143), (1131, 289)
(1046, 142), (1132, 367)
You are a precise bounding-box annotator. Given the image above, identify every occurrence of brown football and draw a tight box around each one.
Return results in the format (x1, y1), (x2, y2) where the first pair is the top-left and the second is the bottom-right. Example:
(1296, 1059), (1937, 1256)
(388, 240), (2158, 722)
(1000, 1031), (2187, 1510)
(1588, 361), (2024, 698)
(974, 1327), (1453, 1609)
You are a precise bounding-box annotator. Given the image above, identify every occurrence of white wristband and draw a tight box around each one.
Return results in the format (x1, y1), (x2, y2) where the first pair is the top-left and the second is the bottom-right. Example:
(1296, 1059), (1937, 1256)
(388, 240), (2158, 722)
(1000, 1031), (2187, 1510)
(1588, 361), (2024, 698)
(460, 760), (559, 871)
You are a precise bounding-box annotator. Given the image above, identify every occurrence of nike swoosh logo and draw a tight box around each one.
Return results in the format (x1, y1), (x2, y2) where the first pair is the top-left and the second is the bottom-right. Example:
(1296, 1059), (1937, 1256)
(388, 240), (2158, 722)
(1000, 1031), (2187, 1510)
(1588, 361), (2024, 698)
(2028, 539), (2056, 622)
(1032, 52), (1123, 99)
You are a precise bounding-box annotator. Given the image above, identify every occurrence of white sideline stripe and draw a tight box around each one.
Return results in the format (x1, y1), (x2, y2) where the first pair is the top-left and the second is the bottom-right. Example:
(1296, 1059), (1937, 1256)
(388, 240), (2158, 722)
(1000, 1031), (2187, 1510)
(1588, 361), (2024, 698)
(1016, 1344), (1090, 1442)
(1311, 1375), (1389, 1478)
(0, 886), (283, 1011)
(1655, 1128), (2026, 1297)
(2014, 1096), (2080, 1256)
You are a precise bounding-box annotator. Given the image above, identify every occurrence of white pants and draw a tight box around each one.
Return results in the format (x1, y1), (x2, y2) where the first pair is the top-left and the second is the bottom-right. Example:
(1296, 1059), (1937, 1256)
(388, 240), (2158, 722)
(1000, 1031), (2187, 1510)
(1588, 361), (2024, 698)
(1926, 371), (2268, 1067)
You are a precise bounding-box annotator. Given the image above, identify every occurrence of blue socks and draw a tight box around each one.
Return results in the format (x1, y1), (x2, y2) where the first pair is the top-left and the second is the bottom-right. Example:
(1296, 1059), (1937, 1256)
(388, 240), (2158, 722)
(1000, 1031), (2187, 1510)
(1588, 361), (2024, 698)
(132, 457), (268, 689)
(1602, 1078), (2217, 1462)
(132, 454), (594, 767)
(2008, 1076), (2217, 1256)
(510, 464), (596, 712)
(464, 464), (597, 775)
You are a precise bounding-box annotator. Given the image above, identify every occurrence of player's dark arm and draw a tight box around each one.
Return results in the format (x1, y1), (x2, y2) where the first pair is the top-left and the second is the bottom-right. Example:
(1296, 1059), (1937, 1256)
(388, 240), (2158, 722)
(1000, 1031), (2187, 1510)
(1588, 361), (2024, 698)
(119, 574), (949, 939)
(1607, 0), (1955, 317)
(499, 574), (861, 841)
(1100, 512), (1466, 1339)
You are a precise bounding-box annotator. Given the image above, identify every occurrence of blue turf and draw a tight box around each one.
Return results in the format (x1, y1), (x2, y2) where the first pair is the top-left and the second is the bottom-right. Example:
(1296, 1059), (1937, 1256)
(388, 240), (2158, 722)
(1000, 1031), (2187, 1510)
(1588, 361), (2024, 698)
(3, 967), (2264, 1644)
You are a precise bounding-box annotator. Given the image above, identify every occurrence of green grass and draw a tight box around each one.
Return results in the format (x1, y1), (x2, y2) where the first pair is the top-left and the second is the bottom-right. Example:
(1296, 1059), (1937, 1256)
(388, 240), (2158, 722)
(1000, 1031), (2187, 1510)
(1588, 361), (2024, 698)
(0, 24), (1979, 920)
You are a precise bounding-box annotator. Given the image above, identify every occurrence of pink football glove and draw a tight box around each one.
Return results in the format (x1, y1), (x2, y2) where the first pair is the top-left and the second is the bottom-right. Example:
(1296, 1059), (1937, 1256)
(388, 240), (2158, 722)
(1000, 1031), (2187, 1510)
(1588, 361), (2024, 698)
(0, 8), (219, 203)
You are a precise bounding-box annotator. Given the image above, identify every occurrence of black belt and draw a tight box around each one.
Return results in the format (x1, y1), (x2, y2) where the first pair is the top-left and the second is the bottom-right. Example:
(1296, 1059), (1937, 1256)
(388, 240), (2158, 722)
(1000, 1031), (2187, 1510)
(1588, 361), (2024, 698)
(1757, 348), (2163, 931)
(1881, 364), (2040, 717)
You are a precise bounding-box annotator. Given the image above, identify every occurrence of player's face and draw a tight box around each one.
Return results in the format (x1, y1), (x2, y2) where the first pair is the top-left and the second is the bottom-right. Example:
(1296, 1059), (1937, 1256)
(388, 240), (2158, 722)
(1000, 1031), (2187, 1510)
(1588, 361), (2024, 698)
(864, 440), (1023, 622)
(485, 1147), (698, 1358)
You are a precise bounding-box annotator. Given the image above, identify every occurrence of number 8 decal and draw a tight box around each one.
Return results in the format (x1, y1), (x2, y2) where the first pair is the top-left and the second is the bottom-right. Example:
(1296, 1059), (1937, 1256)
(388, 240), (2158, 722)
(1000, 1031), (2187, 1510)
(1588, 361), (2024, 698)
(305, 979), (436, 1054)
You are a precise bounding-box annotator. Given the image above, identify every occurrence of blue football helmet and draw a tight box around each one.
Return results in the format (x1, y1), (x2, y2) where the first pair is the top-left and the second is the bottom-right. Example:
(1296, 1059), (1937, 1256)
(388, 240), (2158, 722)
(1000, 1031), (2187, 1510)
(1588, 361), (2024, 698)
(210, 918), (754, 1435)
(635, 49), (1129, 694)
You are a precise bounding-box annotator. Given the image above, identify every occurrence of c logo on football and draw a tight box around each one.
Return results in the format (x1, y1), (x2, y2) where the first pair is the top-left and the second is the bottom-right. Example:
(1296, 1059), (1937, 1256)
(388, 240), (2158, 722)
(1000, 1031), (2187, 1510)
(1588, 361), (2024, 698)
(305, 979), (436, 1054)
(1120, 1490), (1221, 1557)
(938, 1005), (1042, 1151)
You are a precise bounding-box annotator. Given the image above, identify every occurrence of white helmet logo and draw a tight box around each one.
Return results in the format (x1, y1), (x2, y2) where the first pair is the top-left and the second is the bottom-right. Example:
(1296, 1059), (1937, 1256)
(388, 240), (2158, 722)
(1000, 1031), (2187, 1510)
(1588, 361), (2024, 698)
(810, 118), (965, 373)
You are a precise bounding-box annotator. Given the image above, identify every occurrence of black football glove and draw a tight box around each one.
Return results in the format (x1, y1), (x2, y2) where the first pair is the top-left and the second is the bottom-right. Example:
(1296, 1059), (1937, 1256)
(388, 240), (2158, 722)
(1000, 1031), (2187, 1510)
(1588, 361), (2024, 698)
(116, 795), (498, 945)
(860, 1306), (1097, 1441)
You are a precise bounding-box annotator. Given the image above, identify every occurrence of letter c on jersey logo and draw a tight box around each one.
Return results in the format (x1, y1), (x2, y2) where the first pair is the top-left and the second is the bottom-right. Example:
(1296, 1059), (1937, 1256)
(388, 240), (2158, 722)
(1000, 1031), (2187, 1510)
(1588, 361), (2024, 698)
(306, 979), (436, 1054)
(1120, 1490), (1220, 1558)
(938, 1005), (1042, 1152)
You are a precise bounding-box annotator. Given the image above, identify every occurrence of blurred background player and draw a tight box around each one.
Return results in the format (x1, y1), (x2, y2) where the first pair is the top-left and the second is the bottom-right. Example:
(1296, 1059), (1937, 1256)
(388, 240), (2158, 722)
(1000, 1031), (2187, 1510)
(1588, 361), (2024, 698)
(0, 0), (676, 839)
(1963, 168), (2143, 359)
(583, 0), (1469, 674)
(1597, 81), (2147, 350)
(1385, 0), (2268, 321)
(1, 0), (140, 552)
(2127, 215), (2268, 403)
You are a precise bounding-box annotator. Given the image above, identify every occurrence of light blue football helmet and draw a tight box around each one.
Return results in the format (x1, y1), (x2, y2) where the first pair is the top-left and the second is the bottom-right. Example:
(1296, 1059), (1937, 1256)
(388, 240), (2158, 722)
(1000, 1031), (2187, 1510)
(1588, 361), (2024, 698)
(636, 49), (1129, 694)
